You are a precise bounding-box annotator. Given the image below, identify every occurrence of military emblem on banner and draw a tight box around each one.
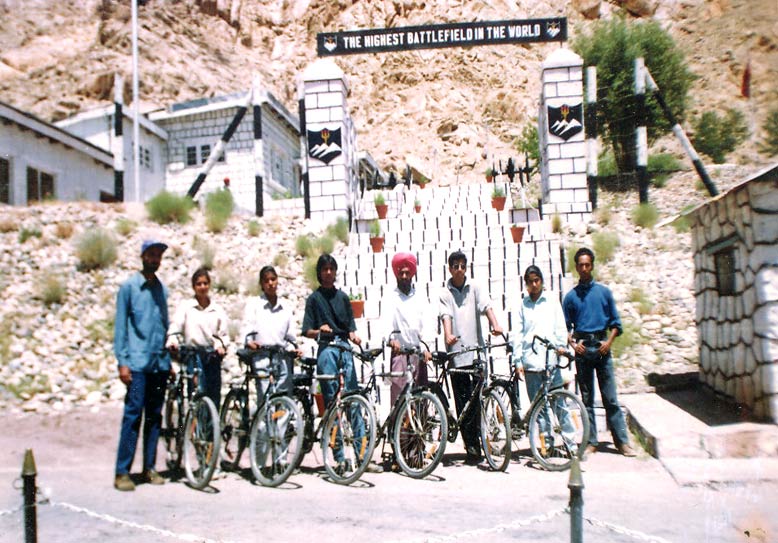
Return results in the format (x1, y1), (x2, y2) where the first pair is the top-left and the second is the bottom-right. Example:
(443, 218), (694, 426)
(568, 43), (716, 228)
(322, 35), (338, 53)
(307, 127), (342, 165)
(547, 103), (583, 141)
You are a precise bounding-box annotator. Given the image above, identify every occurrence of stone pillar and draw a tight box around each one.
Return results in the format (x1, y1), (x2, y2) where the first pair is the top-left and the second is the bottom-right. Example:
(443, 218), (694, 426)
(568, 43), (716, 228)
(300, 59), (355, 224)
(539, 48), (591, 224)
(252, 75), (265, 217)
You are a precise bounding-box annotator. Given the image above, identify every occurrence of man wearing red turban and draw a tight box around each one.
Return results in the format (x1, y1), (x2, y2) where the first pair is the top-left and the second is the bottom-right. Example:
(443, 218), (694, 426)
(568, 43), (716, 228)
(382, 252), (432, 406)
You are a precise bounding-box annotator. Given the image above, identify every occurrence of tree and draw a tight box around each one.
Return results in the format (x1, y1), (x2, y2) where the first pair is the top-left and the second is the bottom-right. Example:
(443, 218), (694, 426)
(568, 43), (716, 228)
(514, 121), (539, 175)
(573, 17), (695, 174)
(693, 109), (749, 164)
(759, 108), (778, 157)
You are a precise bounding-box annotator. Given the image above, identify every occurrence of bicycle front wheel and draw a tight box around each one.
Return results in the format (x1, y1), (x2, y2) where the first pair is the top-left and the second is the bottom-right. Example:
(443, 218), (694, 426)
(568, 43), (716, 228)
(321, 394), (377, 485)
(249, 395), (304, 487)
(480, 389), (511, 472)
(182, 396), (221, 489)
(528, 389), (590, 471)
(219, 388), (249, 470)
(163, 386), (184, 472)
(392, 390), (448, 479)
(488, 380), (522, 443)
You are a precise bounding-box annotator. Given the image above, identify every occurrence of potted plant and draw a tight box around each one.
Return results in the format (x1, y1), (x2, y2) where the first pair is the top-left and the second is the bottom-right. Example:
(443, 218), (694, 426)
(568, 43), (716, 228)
(349, 292), (365, 318)
(368, 219), (384, 253)
(510, 223), (526, 243)
(374, 192), (388, 219)
(485, 167), (496, 183)
(414, 198), (422, 213)
(491, 186), (506, 211)
(417, 175), (430, 189)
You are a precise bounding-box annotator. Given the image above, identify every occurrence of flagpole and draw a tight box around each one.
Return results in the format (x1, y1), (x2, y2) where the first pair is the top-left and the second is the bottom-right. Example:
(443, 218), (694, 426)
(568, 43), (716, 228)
(132, 0), (140, 202)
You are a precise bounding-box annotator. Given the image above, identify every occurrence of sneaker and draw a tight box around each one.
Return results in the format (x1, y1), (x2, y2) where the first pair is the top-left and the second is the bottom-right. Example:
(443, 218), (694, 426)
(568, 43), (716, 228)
(142, 469), (165, 485)
(364, 462), (384, 474)
(618, 443), (637, 457)
(114, 474), (135, 492)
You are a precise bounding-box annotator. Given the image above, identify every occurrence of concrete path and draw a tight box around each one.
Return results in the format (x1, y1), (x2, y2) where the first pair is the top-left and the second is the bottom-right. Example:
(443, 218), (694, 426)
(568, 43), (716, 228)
(1, 400), (776, 543)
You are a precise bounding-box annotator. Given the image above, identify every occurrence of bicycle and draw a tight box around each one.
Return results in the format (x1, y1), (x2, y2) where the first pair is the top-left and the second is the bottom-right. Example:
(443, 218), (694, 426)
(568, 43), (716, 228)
(162, 333), (222, 490)
(219, 334), (304, 487)
(290, 335), (377, 485)
(429, 341), (512, 472)
(359, 339), (448, 479)
(486, 335), (590, 471)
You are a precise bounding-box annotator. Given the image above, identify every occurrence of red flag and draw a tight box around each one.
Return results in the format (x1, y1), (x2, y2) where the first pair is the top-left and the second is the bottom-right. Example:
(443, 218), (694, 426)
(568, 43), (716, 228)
(741, 61), (751, 98)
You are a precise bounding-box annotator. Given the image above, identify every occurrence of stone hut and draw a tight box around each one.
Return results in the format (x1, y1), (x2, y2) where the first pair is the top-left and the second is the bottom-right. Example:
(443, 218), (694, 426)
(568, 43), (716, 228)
(688, 163), (778, 422)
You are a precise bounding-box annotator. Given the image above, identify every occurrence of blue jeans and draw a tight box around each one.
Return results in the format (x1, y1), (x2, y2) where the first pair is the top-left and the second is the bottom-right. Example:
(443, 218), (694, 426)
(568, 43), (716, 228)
(317, 340), (364, 463)
(115, 371), (168, 475)
(526, 369), (576, 445)
(191, 350), (222, 411)
(576, 347), (629, 447)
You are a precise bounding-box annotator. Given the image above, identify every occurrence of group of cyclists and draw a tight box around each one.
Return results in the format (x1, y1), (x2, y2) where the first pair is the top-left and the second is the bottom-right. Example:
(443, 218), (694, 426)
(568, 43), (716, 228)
(114, 238), (633, 492)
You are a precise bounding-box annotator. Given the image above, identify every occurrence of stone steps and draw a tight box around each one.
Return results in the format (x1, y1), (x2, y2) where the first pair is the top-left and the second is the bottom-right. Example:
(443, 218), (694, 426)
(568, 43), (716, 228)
(341, 182), (572, 347)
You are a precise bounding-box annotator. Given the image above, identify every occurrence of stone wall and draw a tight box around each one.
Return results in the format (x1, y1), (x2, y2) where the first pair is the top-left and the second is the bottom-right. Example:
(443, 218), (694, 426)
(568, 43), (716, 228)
(691, 171), (778, 422)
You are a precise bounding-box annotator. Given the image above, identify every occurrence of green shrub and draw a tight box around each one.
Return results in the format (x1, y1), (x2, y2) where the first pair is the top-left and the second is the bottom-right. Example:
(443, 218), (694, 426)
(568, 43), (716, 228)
(37, 272), (66, 306)
(146, 190), (194, 224)
(628, 287), (653, 315)
(612, 319), (640, 360)
(692, 108), (749, 164)
(491, 186), (505, 198)
(592, 231), (620, 263)
(272, 252), (289, 269)
(594, 206), (612, 226)
(514, 122), (540, 174)
(303, 256), (319, 290)
(18, 227), (42, 243)
(672, 204), (695, 233)
(243, 276), (261, 297)
(247, 219), (261, 237)
(115, 218), (136, 237)
(271, 189), (293, 200)
(316, 235), (335, 255)
(374, 192), (386, 206)
(369, 219), (382, 238)
(213, 269), (239, 294)
(197, 239), (216, 270)
(648, 153), (683, 188)
(759, 108), (778, 157)
(551, 213), (563, 234)
(86, 318), (114, 343)
(205, 188), (235, 233)
(631, 203), (659, 228)
(55, 222), (74, 239)
(296, 235), (315, 257)
(326, 217), (349, 244)
(76, 228), (117, 271)
(597, 149), (618, 177)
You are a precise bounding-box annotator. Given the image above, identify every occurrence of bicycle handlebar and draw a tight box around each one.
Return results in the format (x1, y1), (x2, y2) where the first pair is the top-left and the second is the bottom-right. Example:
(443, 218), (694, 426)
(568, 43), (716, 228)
(530, 335), (574, 367)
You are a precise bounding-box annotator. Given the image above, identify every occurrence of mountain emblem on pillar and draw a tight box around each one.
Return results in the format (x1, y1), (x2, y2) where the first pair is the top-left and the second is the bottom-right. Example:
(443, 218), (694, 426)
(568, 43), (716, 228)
(548, 103), (583, 141)
(308, 127), (343, 165)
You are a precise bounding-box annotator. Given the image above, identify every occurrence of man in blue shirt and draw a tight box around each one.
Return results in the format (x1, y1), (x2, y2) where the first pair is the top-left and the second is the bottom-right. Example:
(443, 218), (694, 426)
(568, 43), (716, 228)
(563, 247), (636, 458)
(114, 240), (171, 491)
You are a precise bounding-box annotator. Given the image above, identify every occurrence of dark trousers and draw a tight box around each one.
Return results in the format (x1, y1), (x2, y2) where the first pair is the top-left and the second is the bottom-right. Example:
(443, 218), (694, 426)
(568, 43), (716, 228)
(450, 372), (481, 456)
(576, 348), (629, 447)
(115, 371), (168, 475)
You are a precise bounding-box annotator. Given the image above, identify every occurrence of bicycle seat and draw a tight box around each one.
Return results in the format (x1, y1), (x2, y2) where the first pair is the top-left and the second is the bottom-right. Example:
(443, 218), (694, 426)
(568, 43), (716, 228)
(432, 351), (451, 365)
(361, 347), (384, 360)
(299, 357), (317, 368)
(236, 347), (256, 363)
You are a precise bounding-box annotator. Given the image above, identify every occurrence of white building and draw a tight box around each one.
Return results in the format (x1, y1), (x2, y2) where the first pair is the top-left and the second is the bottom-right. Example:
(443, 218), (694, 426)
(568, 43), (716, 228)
(0, 101), (114, 205)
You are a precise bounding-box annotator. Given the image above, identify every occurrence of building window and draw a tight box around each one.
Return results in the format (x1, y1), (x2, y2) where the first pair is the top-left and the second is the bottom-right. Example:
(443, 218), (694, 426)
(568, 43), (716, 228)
(184, 142), (225, 167)
(714, 248), (736, 296)
(26, 167), (55, 203)
(0, 157), (9, 204)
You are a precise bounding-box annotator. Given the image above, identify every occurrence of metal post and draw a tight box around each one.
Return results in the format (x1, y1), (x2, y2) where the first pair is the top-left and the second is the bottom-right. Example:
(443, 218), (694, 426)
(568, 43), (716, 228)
(634, 58), (649, 204)
(568, 456), (584, 543)
(22, 448), (37, 543)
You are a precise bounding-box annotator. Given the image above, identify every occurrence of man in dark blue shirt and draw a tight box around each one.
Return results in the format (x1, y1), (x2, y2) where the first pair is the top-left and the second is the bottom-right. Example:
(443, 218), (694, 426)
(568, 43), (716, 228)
(114, 240), (171, 491)
(563, 247), (636, 458)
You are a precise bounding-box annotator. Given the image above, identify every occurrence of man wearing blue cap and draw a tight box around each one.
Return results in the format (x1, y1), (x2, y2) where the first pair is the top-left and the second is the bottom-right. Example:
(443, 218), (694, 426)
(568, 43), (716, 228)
(113, 239), (170, 491)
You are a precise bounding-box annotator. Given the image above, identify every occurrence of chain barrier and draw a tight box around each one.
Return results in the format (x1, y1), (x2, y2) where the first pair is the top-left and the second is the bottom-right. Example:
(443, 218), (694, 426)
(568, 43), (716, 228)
(382, 507), (567, 543)
(582, 513), (674, 543)
(0, 503), (24, 518)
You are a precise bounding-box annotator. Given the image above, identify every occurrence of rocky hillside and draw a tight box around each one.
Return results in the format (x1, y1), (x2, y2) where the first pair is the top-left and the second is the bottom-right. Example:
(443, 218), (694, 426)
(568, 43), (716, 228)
(0, 0), (775, 175)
